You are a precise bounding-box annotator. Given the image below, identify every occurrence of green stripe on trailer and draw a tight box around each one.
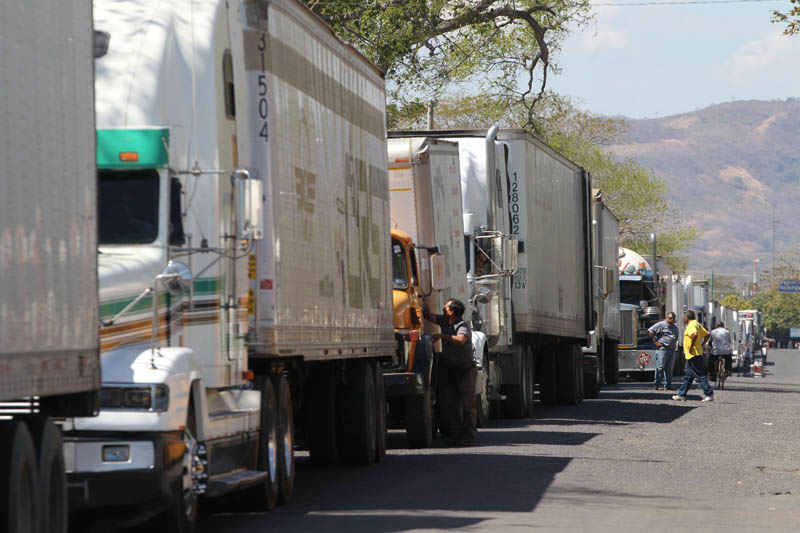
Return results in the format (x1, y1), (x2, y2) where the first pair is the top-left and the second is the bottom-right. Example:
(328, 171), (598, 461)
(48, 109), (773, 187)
(99, 277), (220, 318)
(97, 128), (169, 169)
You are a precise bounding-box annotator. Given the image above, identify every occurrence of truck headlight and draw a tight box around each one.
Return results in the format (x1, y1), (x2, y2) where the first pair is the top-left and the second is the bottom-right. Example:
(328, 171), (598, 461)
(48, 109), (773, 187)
(100, 384), (169, 412)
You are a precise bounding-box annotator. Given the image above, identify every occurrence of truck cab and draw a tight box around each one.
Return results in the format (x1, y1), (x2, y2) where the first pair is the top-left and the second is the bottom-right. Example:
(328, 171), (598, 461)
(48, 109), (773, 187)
(384, 230), (435, 447)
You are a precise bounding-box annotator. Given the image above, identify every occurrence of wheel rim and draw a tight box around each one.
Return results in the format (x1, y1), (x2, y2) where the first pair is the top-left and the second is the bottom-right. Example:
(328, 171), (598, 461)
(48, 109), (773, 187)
(480, 354), (490, 417)
(268, 421), (278, 485)
(282, 410), (293, 480)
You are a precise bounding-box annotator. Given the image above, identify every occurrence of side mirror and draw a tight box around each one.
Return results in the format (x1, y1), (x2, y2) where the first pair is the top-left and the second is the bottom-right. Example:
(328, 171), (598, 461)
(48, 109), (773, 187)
(234, 170), (264, 241)
(606, 268), (615, 296)
(594, 266), (608, 295)
(430, 254), (447, 291)
(503, 236), (517, 272)
(159, 261), (192, 296)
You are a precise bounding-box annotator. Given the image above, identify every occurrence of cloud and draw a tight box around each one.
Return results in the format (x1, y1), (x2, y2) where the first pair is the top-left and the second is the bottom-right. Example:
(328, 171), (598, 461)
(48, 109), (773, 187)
(722, 30), (800, 85)
(570, 27), (630, 55)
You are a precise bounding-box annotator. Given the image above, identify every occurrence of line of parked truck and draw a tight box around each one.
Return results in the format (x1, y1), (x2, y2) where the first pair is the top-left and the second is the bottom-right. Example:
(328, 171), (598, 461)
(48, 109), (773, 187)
(0, 1), (763, 532)
(617, 247), (765, 377)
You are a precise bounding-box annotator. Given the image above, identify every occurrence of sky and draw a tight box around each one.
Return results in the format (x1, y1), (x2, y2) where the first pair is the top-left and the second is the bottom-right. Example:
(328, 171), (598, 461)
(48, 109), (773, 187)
(550, 0), (800, 118)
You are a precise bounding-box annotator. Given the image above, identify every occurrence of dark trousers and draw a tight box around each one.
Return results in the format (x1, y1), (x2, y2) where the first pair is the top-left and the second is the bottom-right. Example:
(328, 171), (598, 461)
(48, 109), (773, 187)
(708, 353), (732, 380)
(677, 355), (714, 397)
(437, 361), (477, 443)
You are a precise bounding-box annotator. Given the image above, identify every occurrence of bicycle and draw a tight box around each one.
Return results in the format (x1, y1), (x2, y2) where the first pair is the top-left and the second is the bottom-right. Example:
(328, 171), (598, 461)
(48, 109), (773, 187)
(715, 355), (726, 390)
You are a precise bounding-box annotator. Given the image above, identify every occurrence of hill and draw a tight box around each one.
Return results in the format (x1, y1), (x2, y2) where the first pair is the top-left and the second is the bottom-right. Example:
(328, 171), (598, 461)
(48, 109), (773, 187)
(608, 98), (800, 275)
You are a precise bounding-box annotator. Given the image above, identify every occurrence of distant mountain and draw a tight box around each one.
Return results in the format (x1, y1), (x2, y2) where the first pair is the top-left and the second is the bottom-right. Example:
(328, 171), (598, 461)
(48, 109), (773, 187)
(608, 98), (800, 276)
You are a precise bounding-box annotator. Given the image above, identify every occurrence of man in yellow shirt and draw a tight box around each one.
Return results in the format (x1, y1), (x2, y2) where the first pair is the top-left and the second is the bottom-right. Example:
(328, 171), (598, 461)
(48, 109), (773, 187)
(673, 310), (715, 401)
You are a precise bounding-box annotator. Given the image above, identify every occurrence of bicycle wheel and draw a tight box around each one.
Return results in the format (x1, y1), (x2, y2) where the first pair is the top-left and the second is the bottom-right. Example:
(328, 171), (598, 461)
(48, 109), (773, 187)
(717, 358), (725, 390)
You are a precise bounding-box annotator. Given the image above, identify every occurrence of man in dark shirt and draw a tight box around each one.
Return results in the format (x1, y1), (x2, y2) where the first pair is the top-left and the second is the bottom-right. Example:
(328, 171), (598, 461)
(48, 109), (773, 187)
(423, 299), (476, 446)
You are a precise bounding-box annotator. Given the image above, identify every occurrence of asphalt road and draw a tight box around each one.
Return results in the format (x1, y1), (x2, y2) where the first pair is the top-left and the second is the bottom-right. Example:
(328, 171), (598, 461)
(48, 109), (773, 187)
(189, 349), (800, 532)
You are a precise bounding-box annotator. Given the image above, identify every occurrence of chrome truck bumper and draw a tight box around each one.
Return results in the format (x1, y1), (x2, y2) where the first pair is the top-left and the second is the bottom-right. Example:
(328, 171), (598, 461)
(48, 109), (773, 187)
(618, 348), (658, 373)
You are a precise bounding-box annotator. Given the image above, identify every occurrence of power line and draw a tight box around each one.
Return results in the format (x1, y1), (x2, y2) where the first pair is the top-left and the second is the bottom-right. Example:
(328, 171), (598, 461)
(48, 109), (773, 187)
(594, 0), (780, 6)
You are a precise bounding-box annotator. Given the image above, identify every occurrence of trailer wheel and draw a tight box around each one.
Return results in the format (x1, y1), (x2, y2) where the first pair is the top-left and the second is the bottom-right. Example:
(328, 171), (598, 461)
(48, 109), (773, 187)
(308, 363), (340, 465)
(557, 344), (584, 405)
(339, 360), (377, 464)
(476, 350), (491, 428)
(272, 373), (295, 503)
(604, 340), (620, 385)
(28, 417), (67, 533)
(243, 377), (279, 510)
(538, 351), (558, 405)
(374, 362), (387, 462)
(0, 420), (39, 533)
(503, 346), (532, 418)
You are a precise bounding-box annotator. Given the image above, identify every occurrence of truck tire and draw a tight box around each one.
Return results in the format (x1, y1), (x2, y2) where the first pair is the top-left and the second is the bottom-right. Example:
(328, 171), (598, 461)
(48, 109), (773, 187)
(28, 417), (67, 533)
(476, 350), (490, 428)
(584, 360), (601, 399)
(604, 340), (620, 385)
(272, 373), (295, 504)
(504, 346), (533, 418)
(374, 362), (387, 462)
(308, 363), (340, 466)
(243, 377), (279, 510)
(405, 381), (433, 448)
(538, 351), (558, 405)
(154, 408), (198, 533)
(0, 420), (39, 533)
(339, 360), (377, 465)
(557, 344), (584, 405)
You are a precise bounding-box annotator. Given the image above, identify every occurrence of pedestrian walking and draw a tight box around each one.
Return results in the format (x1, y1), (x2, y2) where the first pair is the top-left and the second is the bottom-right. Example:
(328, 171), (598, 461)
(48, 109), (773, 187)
(708, 321), (733, 381)
(648, 312), (680, 390)
(673, 310), (715, 402)
(423, 299), (477, 446)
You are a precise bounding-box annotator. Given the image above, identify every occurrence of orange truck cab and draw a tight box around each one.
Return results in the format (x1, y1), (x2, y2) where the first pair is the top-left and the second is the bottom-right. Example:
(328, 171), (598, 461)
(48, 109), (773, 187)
(384, 229), (438, 448)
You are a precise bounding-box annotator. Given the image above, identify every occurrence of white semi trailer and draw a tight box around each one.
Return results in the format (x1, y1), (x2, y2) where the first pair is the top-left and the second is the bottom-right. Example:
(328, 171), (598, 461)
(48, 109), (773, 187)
(389, 128), (593, 416)
(0, 3), (100, 533)
(582, 190), (621, 398)
(385, 137), (490, 443)
(66, 1), (392, 530)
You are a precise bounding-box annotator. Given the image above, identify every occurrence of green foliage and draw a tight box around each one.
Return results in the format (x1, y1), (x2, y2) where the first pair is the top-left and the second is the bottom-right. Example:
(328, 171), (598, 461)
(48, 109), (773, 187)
(306, 1), (592, 123)
(772, 0), (800, 35)
(720, 294), (748, 310)
(748, 288), (800, 337)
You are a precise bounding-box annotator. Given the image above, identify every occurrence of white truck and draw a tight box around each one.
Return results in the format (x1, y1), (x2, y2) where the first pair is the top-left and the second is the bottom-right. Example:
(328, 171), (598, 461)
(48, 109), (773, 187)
(582, 190), (621, 398)
(1, 2), (100, 532)
(389, 128), (593, 416)
(737, 309), (765, 366)
(67, 1), (392, 530)
(385, 137), (490, 445)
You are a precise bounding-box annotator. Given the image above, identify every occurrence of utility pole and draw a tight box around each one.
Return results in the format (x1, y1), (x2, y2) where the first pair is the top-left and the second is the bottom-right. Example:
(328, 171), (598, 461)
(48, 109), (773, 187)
(426, 101), (435, 130)
(753, 258), (759, 297)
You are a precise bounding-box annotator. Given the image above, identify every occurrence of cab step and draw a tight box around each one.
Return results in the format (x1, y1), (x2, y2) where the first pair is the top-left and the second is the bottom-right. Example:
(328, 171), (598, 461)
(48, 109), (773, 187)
(206, 469), (270, 498)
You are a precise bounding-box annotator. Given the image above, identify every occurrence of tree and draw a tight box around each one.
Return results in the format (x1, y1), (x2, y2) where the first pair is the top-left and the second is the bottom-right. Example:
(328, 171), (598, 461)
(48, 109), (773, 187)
(720, 294), (747, 310)
(307, 1), (592, 125)
(773, 0), (800, 35)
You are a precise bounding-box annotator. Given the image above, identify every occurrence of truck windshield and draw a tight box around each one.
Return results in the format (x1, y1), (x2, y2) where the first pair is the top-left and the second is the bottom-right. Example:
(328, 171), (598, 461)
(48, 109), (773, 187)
(98, 170), (159, 244)
(619, 279), (643, 305)
(392, 240), (408, 290)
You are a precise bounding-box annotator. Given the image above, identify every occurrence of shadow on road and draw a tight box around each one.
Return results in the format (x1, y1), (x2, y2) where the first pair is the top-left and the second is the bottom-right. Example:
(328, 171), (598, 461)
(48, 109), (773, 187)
(198, 451), (572, 532)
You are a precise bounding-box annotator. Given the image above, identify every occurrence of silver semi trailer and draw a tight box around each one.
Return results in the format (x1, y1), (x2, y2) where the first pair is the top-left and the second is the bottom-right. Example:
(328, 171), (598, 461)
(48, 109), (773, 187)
(0, 2), (100, 532)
